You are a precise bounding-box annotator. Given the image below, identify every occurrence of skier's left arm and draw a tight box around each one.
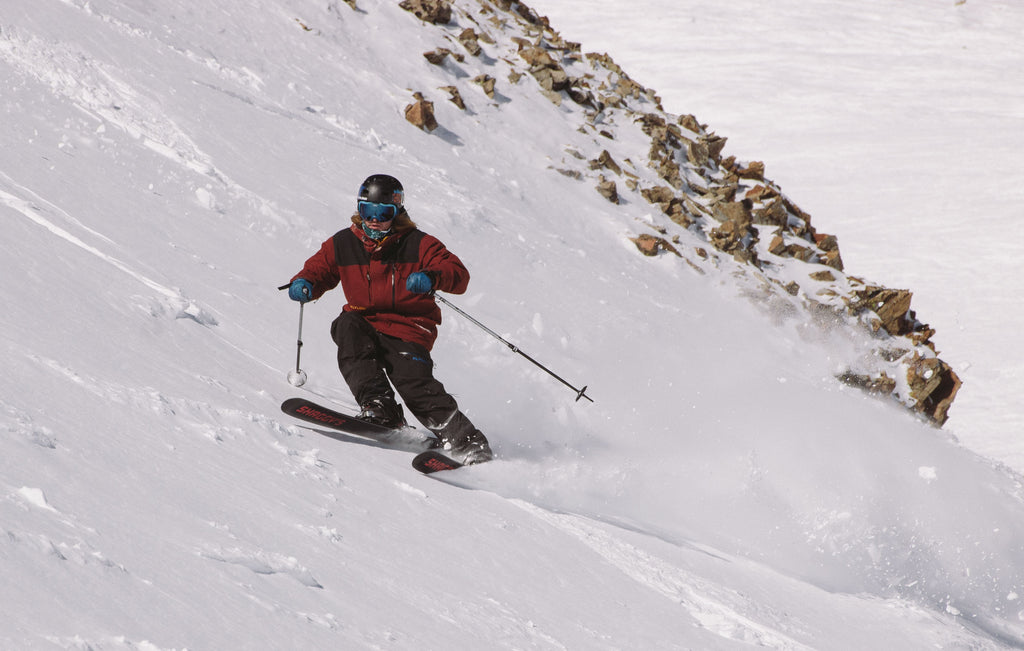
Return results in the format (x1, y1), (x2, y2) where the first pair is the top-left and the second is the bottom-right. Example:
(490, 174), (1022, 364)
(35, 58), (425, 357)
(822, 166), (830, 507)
(417, 234), (469, 295)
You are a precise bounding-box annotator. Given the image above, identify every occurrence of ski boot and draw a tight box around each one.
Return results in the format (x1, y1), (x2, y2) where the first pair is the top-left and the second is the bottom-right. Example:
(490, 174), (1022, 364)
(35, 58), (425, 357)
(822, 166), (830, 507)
(444, 429), (493, 465)
(358, 398), (407, 429)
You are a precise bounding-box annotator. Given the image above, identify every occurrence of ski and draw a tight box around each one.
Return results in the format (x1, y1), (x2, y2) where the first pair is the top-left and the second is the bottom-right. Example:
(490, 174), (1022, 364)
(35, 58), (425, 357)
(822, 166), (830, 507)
(281, 397), (438, 452)
(411, 449), (464, 474)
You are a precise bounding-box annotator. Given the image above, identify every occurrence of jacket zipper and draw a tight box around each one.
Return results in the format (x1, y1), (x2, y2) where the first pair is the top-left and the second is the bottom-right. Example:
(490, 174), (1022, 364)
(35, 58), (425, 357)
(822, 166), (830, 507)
(391, 265), (397, 310)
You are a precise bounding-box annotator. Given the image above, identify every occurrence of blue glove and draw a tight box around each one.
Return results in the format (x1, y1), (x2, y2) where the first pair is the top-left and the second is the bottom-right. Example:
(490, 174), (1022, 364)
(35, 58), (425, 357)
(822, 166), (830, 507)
(288, 278), (313, 302)
(406, 271), (434, 294)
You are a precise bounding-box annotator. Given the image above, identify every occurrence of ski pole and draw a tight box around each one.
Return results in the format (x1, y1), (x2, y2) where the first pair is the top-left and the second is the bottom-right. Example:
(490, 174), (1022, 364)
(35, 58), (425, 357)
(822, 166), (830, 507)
(287, 302), (308, 386)
(433, 293), (593, 403)
(279, 283), (308, 387)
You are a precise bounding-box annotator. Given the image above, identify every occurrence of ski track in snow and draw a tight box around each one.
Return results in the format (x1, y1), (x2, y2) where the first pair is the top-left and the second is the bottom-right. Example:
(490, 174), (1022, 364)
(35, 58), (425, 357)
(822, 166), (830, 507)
(3, 481), (129, 590)
(0, 26), (218, 176)
(0, 185), (217, 325)
(198, 545), (324, 589)
(0, 20), (296, 234)
(510, 499), (811, 649)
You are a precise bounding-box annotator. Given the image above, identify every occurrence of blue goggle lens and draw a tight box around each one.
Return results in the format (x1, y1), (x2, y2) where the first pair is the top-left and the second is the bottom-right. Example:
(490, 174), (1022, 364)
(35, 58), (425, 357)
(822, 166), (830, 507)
(358, 201), (399, 222)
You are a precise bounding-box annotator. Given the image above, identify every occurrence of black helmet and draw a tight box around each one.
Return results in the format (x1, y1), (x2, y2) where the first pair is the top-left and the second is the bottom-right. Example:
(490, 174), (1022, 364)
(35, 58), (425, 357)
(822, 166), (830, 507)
(357, 174), (404, 207)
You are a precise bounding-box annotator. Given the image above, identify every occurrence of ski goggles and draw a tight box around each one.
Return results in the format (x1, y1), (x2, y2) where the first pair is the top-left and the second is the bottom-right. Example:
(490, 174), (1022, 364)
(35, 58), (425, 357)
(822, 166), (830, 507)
(358, 201), (400, 223)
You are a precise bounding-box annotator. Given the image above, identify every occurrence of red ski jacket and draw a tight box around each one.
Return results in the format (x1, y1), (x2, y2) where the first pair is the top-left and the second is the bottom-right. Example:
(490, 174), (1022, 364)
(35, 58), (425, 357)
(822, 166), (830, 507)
(291, 213), (469, 350)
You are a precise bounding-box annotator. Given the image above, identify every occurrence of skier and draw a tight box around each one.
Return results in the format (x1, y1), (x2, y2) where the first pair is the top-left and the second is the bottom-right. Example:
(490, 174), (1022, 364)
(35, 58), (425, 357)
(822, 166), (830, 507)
(286, 174), (493, 464)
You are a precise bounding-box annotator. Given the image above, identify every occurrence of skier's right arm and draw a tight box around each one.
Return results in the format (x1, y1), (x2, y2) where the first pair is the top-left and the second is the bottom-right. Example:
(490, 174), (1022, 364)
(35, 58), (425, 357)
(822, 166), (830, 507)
(290, 237), (341, 301)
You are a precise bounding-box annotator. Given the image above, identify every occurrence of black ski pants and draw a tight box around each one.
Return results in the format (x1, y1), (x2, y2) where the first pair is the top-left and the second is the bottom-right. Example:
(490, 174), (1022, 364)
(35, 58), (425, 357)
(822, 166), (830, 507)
(330, 311), (478, 444)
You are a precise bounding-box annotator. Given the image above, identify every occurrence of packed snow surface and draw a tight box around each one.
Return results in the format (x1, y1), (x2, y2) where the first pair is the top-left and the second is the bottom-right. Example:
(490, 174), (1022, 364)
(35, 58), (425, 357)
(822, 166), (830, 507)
(2, 0), (1023, 649)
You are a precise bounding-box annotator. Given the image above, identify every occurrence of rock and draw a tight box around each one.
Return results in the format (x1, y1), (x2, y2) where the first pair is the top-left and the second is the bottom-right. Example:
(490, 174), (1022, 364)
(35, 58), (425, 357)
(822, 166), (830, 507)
(910, 323), (937, 348)
(637, 112), (670, 141)
(819, 248), (844, 271)
(814, 233), (839, 251)
(596, 175), (619, 203)
(473, 74), (496, 98)
(398, 0), (451, 24)
(641, 185), (675, 207)
(686, 140), (709, 167)
(738, 160), (765, 180)
(590, 150), (622, 176)
(705, 134), (727, 161)
(424, 49), (448, 65)
(518, 46), (557, 68)
(745, 184), (779, 203)
(565, 79), (597, 108)
(655, 156), (683, 189)
(404, 93), (438, 132)
(678, 114), (702, 134)
(440, 85), (465, 109)
(849, 287), (913, 336)
(837, 371), (897, 396)
(553, 168), (582, 180)
(631, 233), (680, 257)
(752, 197), (788, 226)
(906, 356), (962, 426)
(517, 44), (573, 102)
(458, 28), (482, 56)
(713, 199), (752, 226)
(423, 47), (464, 65)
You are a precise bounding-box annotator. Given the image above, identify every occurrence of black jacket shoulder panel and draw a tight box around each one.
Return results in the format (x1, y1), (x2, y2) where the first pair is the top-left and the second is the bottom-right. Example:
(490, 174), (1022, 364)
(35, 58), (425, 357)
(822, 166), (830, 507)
(333, 228), (369, 267)
(333, 227), (426, 266)
(390, 229), (426, 265)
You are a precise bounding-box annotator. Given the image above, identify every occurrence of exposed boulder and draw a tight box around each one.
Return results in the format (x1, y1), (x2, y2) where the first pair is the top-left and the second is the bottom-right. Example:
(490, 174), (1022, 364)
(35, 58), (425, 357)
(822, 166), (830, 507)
(398, 0), (451, 24)
(752, 197), (788, 226)
(458, 28), (483, 56)
(722, 156), (765, 180)
(641, 185), (674, 207)
(423, 47), (464, 65)
(631, 233), (680, 257)
(473, 74), (496, 98)
(517, 45), (572, 102)
(709, 200), (759, 264)
(848, 286), (915, 336)
(440, 85), (465, 109)
(906, 355), (962, 425)
(640, 185), (693, 228)
(590, 150), (622, 176)
(596, 175), (619, 203)
(814, 234), (844, 270)
(404, 92), (438, 132)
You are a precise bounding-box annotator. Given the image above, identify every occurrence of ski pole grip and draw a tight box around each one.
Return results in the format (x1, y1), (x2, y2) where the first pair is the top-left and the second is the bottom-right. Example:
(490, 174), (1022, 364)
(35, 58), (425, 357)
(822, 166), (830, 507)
(277, 283), (291, 291)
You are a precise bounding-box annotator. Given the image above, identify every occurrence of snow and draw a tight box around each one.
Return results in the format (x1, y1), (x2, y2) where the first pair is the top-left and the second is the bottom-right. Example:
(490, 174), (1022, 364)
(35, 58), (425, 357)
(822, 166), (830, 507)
(2, 0), (1023, 649)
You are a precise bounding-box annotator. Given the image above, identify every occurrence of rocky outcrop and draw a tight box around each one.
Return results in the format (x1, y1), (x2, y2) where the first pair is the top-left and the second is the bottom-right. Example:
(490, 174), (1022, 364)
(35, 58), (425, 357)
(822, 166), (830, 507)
(393, 0), (961, 425)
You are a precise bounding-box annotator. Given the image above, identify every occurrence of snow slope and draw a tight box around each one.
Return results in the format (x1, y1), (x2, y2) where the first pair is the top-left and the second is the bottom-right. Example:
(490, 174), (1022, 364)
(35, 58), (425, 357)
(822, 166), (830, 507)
(2, 0), (1023, 648)
(528, 0), (1024, 471)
